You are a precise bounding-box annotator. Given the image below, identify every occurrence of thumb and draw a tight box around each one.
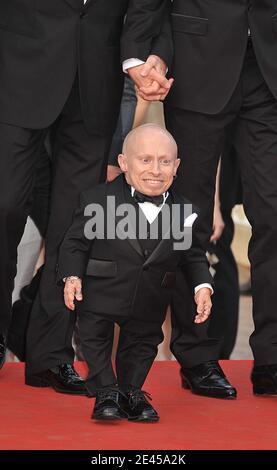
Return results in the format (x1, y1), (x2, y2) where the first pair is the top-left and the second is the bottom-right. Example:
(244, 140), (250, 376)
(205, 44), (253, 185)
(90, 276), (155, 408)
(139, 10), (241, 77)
(75, 284), (83, 301)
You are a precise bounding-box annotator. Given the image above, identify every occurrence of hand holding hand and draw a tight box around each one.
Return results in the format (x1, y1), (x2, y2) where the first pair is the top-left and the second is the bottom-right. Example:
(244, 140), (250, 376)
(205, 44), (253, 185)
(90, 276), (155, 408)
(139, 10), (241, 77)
(128, 55), (174, 101)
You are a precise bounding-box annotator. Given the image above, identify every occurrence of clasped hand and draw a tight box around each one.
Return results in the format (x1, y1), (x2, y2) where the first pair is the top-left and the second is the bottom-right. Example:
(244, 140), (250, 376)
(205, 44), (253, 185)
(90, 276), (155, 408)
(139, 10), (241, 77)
(128, 55), (174, 101)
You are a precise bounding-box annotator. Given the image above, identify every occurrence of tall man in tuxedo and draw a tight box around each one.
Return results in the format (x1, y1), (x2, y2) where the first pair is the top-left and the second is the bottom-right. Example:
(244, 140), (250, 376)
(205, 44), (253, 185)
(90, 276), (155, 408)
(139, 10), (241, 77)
(143, 0), (277, 396)
(0, 0), (172, 385)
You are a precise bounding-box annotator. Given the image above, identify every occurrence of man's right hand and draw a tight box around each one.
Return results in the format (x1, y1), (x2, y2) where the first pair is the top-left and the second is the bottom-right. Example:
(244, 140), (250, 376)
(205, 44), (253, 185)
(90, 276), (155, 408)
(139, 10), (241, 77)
(64, 278), (83, 311)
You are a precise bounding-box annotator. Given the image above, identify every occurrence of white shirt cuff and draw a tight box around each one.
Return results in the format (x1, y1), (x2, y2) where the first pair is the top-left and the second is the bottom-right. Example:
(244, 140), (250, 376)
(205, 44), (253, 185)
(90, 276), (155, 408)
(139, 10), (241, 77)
(194, 283), (213, 295)
(123, 58), (145, 73)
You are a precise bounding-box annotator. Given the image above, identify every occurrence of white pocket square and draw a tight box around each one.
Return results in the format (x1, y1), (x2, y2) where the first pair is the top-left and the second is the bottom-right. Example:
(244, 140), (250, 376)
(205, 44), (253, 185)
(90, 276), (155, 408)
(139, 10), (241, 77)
(183, 213), (198, 227)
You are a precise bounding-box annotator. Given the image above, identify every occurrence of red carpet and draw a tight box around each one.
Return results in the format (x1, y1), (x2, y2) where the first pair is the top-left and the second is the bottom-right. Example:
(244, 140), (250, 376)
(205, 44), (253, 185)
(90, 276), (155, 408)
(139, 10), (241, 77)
(1, 361), (277, 450)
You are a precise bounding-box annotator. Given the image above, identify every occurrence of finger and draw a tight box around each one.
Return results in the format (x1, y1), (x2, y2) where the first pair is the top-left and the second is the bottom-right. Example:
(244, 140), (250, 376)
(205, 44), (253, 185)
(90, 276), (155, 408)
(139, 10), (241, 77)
(148, 69), (171, 88)
(195, 312), (210, 324)
(140, 56), (157, 77)
(75, 287), (83, 301)
(196, 301), (204, 314)
(139, 78), (174, 99)
(139, 83), (169, 96)
(158, 82), (174, 101)
(65, 291), (75, 310)
(137, 88), (169, 102)
(210, 225), (224, 242)
(194, 305), (210, 323)
(140, 80), (161, 95)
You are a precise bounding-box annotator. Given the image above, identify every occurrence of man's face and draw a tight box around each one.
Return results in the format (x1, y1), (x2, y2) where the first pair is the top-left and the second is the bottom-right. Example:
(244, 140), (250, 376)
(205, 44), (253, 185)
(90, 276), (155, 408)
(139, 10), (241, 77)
(118, 129), (180, 196)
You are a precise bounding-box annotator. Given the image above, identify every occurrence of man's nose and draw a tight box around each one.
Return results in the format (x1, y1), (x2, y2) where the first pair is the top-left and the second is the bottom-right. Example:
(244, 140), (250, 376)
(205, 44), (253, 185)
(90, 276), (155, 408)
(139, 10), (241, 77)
(151, 161), (161, 175)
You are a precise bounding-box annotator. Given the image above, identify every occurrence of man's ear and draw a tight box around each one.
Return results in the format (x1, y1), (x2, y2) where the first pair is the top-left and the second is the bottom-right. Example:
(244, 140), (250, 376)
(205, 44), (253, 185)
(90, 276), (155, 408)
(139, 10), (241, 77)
(174, 158), (181, 175)
(118, 153), (128, 173)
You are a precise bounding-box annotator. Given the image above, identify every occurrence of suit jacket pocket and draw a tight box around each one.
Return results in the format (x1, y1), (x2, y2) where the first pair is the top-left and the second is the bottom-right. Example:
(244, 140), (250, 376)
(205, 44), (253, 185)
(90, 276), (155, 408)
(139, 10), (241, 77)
(86, 259), (117, 278)
(171, 13), (208, 36)
(161, 272), (176, 289)
(273, 13), (277, 33)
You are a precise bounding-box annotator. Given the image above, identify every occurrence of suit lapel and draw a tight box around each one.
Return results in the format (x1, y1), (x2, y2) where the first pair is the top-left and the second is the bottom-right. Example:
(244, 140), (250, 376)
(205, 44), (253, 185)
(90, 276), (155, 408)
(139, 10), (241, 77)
(106, 175), (144, 259)
(83, 0), (94, 11)
(63, 0), (95, 12)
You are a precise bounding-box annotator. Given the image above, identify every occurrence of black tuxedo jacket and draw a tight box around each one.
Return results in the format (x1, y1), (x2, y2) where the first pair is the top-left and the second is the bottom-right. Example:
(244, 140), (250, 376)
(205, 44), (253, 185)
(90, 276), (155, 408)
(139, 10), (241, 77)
(0, 0), (170, 135)
(157, 0), (277, 114)
(58, 174), (213, 323)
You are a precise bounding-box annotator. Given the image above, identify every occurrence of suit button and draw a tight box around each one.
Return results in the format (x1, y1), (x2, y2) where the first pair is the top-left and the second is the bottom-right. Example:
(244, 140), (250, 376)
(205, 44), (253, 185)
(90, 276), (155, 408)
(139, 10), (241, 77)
(80, 11), (86, 18)
(248, 2), (252, 10)
(143, 265), (149, 271)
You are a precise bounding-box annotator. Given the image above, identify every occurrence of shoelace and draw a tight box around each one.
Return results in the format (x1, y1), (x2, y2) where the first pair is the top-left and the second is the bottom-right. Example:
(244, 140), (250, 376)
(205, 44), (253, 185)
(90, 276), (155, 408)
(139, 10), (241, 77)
(60, 364), (80, 378)
(202, 361), (225, 377)
(128, 389), (152, 407)
(98, 387), (127, 404)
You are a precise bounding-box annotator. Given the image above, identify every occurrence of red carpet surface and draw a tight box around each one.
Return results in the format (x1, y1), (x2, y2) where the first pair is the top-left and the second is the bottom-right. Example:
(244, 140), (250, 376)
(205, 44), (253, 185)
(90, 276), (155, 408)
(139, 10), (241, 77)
(0, 361), (277, 450)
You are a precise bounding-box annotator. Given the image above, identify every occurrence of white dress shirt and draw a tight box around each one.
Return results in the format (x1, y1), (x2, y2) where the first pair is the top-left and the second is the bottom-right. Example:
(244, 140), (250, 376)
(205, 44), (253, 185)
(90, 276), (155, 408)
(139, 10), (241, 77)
(130, 187), (213, 295)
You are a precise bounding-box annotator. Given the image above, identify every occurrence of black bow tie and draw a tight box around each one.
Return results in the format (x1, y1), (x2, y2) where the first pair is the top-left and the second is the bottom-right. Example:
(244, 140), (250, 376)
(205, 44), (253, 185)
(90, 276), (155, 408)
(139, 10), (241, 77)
(133, 190), (164, 207)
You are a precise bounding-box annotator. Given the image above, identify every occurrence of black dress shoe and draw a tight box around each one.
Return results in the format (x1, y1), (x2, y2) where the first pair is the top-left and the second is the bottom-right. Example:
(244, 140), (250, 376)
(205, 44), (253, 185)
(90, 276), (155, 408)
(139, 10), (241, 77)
(0, 334), (6, 370)
(123, 389), (160, 422)
(251, 364), (277, 395)
(181, 361), (237, 399)
(92, 387), (127, 421)
(25, 364), (88, 395)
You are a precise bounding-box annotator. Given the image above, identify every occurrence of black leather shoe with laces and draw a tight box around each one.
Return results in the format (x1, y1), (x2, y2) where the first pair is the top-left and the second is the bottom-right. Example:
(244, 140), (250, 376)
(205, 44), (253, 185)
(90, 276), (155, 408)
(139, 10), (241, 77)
(123, 389), (159, 422)
(92, 387), (127, 421)
(0, 334), (6, 370)
(25, 363), (88, 395)
(181, 361), (237, 399)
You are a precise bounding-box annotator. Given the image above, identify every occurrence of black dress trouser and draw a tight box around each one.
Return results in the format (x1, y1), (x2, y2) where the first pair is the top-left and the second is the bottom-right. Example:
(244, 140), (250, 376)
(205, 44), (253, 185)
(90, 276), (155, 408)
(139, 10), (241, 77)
(78, 311), (164, 395)
(0, 77), (111, 372)
(166, 43), (277, 366)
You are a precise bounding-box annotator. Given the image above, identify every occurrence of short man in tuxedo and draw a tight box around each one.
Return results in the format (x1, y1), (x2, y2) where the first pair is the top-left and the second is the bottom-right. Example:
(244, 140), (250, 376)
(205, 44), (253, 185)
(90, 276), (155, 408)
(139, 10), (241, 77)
(0, 1), (173, 384)
(58, 124), (214, 421)
(141, 0), (277, 396)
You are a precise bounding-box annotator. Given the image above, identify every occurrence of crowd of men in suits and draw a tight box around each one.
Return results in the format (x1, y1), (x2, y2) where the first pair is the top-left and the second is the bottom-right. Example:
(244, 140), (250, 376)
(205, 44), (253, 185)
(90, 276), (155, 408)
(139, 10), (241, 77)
(1, 0), (277, 420)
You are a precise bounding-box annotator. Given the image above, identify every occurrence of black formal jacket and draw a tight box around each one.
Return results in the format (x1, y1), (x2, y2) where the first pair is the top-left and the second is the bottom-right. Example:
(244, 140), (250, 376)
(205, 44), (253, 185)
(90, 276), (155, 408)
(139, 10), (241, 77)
(57, 175), (213, 323)
(0, 0), (171, 135)
(157, 0), (277, 114)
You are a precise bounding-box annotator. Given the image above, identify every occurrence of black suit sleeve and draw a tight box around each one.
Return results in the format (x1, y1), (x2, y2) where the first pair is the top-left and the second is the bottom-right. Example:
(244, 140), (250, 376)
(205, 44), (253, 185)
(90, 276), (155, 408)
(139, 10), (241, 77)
(150, 0), (173, 69)
(179, 220), (214, 291)
(121, 0), (173, 66)
(57, 192), (93, 283)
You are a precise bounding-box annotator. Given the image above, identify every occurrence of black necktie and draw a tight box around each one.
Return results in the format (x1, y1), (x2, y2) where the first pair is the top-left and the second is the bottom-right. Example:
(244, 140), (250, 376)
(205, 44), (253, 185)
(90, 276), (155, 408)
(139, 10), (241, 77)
(133, 190), (164, 207)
